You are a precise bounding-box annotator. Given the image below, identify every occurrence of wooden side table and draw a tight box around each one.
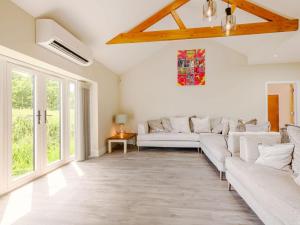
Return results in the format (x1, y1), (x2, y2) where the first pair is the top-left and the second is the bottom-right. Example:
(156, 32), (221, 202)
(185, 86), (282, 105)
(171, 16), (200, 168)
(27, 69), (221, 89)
(107, 133), (137, 154)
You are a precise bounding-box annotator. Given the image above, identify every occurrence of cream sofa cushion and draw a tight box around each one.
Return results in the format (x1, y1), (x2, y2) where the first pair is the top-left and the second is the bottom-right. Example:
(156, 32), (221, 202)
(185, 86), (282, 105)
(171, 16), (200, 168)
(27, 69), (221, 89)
(226, 157), (300, 225)
(255, 144), (294, 170)
(240, 135), (281, 163)
(287, 125), (300, 186)
(287, 125), (300, 174)
(246, 122), (270, 132)
(228, 132), (280, 156)
(170, 116), (191, 133)
(199, 134), (230, 162)
(137, 133), (199, 142)
(191, 117), (211, 133)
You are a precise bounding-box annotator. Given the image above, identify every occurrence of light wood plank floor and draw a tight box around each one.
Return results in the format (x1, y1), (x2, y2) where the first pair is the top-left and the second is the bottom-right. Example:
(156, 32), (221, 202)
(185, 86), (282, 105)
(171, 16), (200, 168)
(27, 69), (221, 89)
(0, 148), (263, 225)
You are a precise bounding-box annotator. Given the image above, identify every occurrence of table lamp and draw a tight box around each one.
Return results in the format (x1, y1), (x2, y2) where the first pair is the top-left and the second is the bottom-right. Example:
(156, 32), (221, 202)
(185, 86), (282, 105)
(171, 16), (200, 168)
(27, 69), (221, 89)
(115, 114), (127, 135)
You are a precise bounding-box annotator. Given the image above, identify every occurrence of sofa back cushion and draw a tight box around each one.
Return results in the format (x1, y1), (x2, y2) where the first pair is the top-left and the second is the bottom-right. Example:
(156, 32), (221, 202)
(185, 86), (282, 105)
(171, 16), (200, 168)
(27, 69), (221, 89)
(170, 117), (191, 133)
(287, 125), (300, 175)
(191, 117), (211, 133)
(246, 122), (270, 132)
(228, 132), (281, 156)
(255, 144), (294, 170)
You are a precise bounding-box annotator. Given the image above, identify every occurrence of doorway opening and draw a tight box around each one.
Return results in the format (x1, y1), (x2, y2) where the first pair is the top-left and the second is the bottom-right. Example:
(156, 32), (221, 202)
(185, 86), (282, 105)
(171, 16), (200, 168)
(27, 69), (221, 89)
(266, 82), (296, 132)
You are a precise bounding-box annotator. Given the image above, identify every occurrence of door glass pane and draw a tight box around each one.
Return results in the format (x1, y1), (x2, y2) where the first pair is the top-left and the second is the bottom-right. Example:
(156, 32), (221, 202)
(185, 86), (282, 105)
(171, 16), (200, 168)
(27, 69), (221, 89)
(69, 82), (76, 156)
(11, 71), (35, 177)
(46, 80), (61, 164)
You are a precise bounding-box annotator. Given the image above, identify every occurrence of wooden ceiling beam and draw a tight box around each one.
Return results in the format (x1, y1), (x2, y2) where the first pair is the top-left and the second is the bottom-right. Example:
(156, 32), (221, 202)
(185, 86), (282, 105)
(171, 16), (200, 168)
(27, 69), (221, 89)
(129, 0), (190, 33)
(107, 19), (298, 44)
(171, 10), (186, 30)
(223, 0), (290, 22)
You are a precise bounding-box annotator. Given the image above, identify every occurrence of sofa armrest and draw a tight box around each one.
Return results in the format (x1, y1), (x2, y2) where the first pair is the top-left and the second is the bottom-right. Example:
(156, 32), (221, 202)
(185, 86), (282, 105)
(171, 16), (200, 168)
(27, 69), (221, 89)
(138, 122), (149, 134)
(240, 134), (281, 162)
(227, 132), (280, 156)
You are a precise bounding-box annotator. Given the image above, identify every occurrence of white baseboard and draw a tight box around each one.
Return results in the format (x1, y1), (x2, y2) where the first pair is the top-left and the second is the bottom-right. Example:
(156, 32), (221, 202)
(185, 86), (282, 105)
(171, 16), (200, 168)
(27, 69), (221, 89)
(89, 146), (107, 158)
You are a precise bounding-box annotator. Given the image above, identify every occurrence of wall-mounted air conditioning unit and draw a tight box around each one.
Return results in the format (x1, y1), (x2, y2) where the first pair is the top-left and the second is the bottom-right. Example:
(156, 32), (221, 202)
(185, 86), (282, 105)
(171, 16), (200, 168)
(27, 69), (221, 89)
(36, 19), (94, 67)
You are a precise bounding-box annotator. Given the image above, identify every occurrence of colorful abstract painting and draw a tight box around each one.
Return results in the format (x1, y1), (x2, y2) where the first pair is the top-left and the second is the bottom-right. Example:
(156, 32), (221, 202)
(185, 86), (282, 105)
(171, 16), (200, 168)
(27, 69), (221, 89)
(177, 49), (206, 86)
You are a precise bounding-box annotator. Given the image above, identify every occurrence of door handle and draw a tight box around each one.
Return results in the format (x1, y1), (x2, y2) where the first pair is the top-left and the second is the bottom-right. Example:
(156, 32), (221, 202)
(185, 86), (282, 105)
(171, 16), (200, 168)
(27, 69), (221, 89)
(36, 110), (41, 124)
(44, 110), (53, 124)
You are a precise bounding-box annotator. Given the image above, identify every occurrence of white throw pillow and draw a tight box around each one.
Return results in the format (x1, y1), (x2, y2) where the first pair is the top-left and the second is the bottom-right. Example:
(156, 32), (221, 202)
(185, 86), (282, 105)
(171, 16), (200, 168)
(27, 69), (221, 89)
(221, 118), (230, 135)
(246, 123), (270, 132)
(240, 135), (281, 163)
(255, 144), (294, 170)
(170, 117), (191, 133)
(191, 117), (211, 133)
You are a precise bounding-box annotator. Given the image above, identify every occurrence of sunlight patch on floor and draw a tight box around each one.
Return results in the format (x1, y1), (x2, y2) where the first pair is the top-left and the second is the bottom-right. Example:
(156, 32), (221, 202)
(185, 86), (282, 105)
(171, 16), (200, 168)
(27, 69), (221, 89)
(71, 162), (84, 177)
(47, 169), (66, 196)
(0, 183), (33, 225)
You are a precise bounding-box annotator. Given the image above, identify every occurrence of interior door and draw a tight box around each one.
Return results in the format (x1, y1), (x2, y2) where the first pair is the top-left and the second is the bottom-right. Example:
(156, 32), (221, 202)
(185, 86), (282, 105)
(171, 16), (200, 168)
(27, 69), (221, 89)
(268, 95), (279, 132)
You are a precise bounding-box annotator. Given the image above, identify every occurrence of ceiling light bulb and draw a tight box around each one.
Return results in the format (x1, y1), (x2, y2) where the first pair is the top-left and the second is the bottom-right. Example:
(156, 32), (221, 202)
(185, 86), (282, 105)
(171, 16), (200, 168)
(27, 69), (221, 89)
(203, 0), (217, 22)
(221, 7), (236, 36)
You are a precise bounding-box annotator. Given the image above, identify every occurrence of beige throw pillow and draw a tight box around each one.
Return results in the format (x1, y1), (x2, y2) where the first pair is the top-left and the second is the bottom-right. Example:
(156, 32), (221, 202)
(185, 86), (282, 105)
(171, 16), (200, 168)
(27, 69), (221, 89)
(237, 119), (258, 132)
(161, 118), (172, 132)
(148, 119), (164, 133)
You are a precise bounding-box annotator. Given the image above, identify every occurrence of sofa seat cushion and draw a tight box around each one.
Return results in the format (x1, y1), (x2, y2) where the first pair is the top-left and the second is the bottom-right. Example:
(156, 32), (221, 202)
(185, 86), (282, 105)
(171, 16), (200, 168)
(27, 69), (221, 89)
(199, 134), (229, 162)
(226, 157), (300, 225)
(137, 133), (199, 142)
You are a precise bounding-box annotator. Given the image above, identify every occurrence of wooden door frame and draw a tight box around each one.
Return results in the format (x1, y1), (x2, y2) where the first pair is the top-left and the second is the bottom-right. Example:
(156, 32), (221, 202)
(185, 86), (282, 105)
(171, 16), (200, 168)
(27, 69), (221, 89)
(265, 81), (299, 126)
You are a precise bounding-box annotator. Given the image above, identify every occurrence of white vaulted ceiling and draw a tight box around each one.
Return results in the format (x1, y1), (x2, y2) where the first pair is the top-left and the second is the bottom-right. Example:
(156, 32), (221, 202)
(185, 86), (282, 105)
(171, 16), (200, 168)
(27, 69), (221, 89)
(11, 0), (300, 74)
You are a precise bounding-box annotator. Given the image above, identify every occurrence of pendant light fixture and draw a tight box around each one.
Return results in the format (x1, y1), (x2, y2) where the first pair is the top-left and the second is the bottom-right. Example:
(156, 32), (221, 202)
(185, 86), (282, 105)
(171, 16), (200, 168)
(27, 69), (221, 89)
(203, 0), (217, 22)
(221, 2), (236, 36)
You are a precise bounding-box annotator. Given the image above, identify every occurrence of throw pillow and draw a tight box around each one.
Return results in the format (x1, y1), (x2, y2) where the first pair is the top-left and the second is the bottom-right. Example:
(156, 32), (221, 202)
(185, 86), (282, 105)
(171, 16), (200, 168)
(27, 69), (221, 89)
(148, 119), (164, 133)
(280, 127), (290, 144)
(237, 119), (258, 132)
(287, 125), (300, 175)
(170, 117), (191, 133)
(189, 115), (197, 133)
(191, 117), (211, 133)
(161, 118), (172, 132)
(211, 117), (223, 134)
(246, 122), (270, 132)
(221, 118), (230, 136)
(255, 144), (294, 170)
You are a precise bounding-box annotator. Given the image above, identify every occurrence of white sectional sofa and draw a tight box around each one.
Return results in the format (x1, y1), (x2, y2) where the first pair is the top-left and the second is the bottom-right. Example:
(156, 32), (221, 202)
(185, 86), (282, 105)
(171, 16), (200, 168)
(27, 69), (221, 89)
(137, 119), (280, 179)
(226, 133), (300, 225)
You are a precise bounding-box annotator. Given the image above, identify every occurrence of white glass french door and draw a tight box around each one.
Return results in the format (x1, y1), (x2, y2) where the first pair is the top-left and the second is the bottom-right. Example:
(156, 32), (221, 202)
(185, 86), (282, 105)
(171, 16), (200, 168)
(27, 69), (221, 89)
(5, 64), (72, 189)
(0, 61), (79, 195)
(44, 77), (63, 165)
(8, 67), (36, 179)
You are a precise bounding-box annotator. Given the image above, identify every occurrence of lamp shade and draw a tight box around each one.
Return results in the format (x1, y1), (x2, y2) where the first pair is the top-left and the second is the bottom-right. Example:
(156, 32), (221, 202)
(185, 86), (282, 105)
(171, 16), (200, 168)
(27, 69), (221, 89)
(115, 114), (127, 124)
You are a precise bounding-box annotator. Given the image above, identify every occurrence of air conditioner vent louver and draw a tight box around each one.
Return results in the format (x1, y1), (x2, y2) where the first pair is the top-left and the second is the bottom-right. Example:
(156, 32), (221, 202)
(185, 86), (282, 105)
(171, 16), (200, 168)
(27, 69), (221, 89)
(49, 40), (89, 64)
(36, 19), (94, 66)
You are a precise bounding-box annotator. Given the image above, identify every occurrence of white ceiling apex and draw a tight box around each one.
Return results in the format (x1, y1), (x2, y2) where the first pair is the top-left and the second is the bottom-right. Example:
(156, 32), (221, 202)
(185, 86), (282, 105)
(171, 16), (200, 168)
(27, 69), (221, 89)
(11, 0), (300, 74)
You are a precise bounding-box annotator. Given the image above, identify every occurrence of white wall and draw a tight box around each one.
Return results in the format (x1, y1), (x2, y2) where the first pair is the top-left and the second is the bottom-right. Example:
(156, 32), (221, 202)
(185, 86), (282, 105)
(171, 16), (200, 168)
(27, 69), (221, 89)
(120, 39), (300, 131)
(0, 0), (120, 155)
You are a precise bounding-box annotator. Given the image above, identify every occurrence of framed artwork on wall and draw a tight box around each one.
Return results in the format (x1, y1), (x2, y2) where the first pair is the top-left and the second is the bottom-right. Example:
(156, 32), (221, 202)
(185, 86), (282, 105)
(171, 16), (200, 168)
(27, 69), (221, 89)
(177, 49), (206, 86)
